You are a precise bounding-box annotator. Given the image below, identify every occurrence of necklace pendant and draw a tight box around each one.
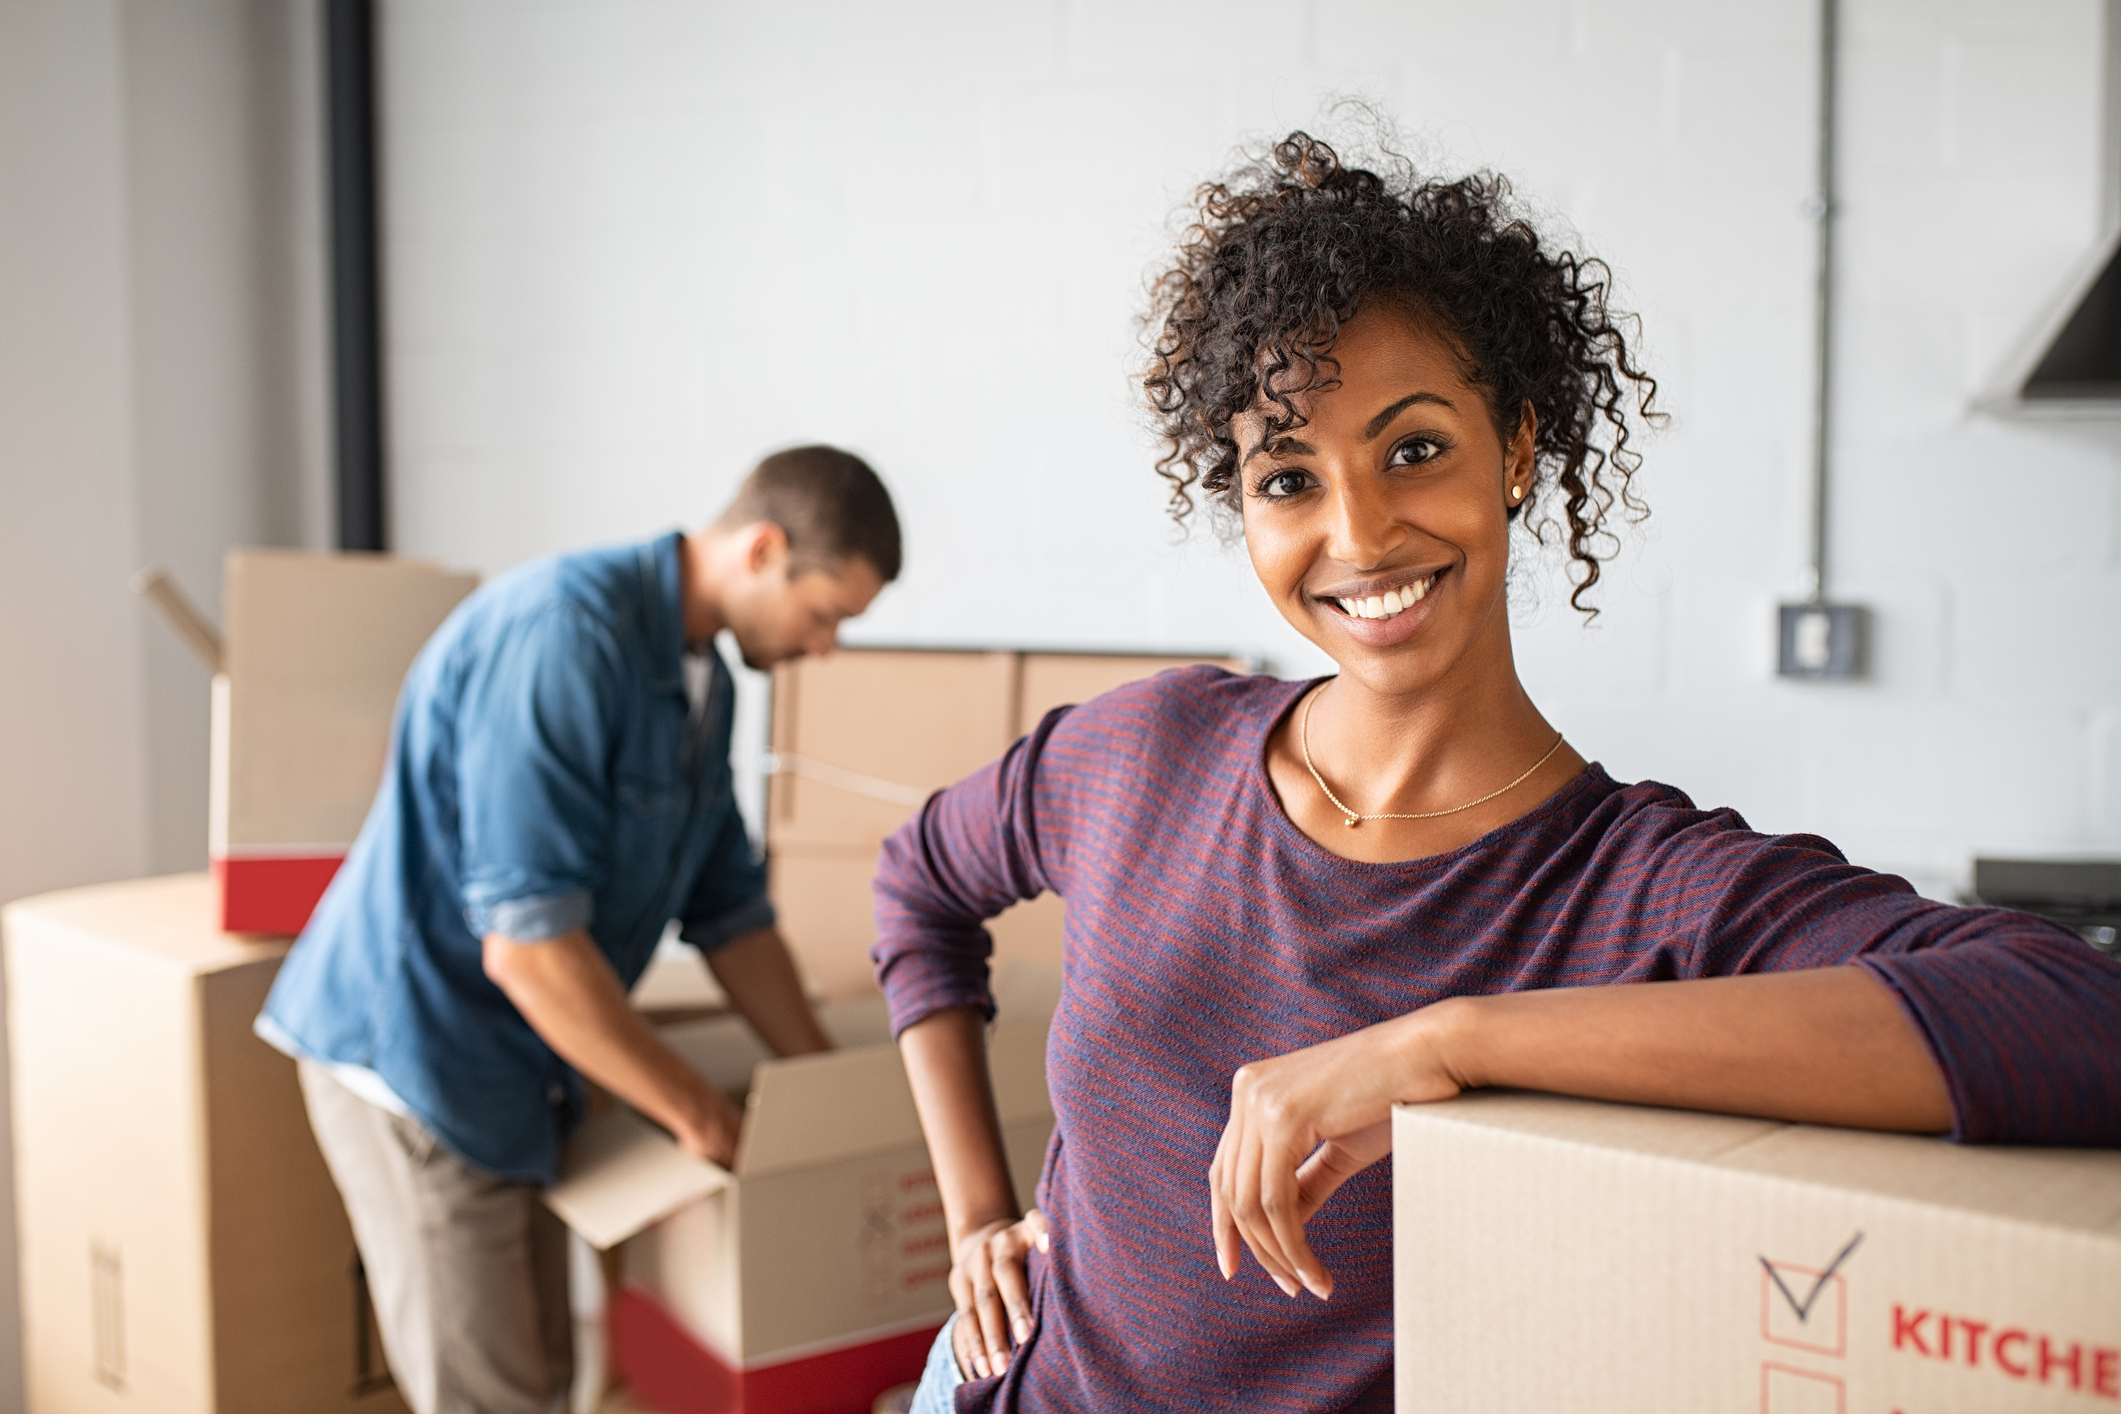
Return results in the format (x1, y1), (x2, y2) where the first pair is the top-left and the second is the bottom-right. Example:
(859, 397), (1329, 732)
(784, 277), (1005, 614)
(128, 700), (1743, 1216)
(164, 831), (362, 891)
(1345, 816), (1360, 828)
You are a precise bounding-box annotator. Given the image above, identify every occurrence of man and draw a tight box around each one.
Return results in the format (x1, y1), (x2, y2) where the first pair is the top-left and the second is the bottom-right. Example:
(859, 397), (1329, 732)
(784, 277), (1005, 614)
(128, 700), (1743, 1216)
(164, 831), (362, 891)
(257, 446), (900, 1414)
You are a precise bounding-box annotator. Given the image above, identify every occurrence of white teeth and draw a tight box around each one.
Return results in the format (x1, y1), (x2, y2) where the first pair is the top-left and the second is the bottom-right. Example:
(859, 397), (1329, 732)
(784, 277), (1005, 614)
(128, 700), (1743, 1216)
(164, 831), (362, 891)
(1337, 575), (1438, 622)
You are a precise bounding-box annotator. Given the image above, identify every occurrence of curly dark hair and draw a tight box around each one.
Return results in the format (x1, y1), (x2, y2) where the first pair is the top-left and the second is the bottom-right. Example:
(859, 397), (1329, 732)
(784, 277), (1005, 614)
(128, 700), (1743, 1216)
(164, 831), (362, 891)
(1143, 130), (1662, 614)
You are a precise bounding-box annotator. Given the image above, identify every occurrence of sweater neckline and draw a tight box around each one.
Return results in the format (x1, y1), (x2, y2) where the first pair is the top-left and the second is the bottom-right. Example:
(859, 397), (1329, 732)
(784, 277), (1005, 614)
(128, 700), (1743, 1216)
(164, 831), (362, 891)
(1247, 674), (1616, 873)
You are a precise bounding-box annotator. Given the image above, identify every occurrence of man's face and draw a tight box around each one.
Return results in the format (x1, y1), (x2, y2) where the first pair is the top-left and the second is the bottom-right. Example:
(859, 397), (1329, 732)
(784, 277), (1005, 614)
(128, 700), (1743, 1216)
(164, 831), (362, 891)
(725, 551), (885, 670)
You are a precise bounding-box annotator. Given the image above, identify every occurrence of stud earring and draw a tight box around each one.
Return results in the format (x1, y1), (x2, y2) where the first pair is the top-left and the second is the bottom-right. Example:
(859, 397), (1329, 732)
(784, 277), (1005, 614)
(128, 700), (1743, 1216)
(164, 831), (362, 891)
(1510, 485), (1524, 502)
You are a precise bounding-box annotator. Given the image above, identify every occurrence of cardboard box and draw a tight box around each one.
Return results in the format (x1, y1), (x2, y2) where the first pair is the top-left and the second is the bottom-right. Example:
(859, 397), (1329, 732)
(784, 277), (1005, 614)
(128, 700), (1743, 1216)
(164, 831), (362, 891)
(548, 968), (1060, 1414)
(768, 650), (1246, 991)
(3, 875), (408, 1414)
(1393, 1091), (2121, 1412)
(211, 551), (476, 933)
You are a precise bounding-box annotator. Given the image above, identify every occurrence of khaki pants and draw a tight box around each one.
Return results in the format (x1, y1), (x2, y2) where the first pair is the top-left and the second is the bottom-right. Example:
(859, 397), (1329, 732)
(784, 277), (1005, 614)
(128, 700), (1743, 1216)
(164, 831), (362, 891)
(299, 1062), (573, 1414)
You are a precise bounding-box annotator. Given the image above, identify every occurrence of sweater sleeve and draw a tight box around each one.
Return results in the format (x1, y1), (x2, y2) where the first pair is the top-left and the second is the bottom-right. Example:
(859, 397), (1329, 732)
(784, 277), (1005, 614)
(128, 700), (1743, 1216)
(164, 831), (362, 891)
(871, 709), (1064, 1037)
(1623, 794), (2121, 1145)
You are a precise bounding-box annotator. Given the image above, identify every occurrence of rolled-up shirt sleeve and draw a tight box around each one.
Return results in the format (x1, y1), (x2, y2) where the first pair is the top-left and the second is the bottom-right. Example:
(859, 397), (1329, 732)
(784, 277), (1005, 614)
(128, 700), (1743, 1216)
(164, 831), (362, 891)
(455, 606), (623, 941)
(872, 709), (1065, 1037)
(678, 804), (775, 953)
(1636, 805), (2121, 1146)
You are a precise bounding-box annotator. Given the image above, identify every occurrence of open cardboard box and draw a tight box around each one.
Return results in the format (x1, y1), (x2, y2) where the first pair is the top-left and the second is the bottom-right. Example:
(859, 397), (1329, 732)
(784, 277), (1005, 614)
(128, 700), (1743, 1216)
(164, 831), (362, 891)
(550, 966), (1061, 1414)
(140, 551), (478, 934)
(1394, 1091), (2121, 1412)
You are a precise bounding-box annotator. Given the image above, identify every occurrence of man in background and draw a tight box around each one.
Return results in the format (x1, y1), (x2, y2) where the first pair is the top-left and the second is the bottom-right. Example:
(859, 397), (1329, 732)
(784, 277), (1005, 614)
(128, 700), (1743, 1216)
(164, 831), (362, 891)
(257, 446), (902, 1414)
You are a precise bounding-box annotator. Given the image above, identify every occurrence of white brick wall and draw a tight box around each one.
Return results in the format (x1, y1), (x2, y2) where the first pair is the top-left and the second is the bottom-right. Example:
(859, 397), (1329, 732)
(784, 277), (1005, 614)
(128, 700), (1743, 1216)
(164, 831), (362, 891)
(381, 0), (2121, 892)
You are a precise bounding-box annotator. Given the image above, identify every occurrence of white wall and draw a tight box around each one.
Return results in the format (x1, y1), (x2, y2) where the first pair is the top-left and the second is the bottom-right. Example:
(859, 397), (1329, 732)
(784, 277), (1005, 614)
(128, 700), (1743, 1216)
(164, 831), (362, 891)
(0, 2), (326, 1406)
(380, 0), (2121, 897)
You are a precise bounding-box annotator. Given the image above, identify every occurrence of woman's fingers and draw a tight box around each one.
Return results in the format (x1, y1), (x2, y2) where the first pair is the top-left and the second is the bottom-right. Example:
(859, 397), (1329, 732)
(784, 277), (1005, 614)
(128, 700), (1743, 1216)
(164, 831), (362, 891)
(990, 1226), (1036, 1346)
(1209, 1125), (1240, 1279)
(1258, 1138), (1330, 1299)
(1231, 1122), (1305, 1297)
(971, 1246), (1013, 1376)
(950, 1213), (1049, 1378)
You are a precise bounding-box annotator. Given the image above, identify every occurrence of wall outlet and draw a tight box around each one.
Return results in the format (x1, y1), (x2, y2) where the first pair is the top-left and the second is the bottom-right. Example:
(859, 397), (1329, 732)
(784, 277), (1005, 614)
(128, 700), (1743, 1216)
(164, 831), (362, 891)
(1777, 603), (1868, 680)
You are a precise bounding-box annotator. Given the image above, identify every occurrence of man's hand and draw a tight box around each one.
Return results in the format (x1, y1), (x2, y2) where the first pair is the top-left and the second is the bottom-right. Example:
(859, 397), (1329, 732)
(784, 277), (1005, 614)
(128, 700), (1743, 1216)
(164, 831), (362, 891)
(483, 928), (757, 1166)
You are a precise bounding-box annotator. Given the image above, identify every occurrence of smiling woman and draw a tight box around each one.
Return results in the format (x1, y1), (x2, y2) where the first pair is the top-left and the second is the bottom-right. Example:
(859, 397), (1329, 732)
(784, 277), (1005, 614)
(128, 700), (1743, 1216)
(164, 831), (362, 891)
(874, 130), (2121, 1414)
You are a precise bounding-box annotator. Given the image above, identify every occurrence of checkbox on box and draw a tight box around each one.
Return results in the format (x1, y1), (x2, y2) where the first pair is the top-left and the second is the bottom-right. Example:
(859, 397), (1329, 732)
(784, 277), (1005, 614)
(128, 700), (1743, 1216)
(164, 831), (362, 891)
(1759, 1232), (1860, 1357)
(1761, 1362), (1845, 1414)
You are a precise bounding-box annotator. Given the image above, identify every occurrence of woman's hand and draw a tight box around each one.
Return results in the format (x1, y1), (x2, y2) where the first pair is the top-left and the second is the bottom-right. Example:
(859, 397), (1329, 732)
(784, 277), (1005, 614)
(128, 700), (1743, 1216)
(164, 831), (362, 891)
(949, 1209), (1050, 1379)
(1210, 970), (1955, 1301)
(1209, 1004), (1468, 1300)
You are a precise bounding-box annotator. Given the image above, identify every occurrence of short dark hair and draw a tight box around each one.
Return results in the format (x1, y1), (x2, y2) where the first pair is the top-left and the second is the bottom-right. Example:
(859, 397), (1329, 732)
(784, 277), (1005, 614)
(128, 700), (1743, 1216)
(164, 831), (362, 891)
(717, 445), (902, 582)
(1143, 130), (1662, 615)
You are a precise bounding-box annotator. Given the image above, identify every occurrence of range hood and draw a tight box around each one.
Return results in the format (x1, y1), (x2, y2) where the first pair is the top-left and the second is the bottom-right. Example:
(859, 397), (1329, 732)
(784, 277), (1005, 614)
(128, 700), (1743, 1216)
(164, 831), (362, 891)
(1980, 1), (2121, 417)
(1981, 227), (2121, 416)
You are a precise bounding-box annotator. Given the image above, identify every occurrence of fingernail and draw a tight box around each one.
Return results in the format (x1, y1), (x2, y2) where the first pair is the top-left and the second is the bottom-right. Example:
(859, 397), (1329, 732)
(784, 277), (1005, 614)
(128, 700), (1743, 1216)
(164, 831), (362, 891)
(974, 1355), (989, 1379)
(1275, 1276), (1299, 1298)
(1304, 1276), (1332, 1300)
(1012, 1317), (1032, 1344)
(1035, 1232), (1049, 1253)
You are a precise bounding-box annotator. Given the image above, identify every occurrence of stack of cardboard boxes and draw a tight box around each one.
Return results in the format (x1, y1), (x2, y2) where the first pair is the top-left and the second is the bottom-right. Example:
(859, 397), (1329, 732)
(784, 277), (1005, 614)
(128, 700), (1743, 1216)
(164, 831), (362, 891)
(3, 875), (406, 1414)
(764, 648), (1247, 995)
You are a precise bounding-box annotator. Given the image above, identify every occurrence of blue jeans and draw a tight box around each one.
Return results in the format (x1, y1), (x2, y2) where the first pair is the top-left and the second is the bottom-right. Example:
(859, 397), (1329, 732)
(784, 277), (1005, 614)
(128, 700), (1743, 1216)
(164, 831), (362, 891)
(908, 1313), (966, 1414)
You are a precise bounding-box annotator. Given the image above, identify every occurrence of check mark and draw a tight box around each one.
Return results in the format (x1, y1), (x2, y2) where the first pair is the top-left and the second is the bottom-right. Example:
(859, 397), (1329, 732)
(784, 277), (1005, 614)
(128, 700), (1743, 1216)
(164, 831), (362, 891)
(1760, 1231), (1864, 1323)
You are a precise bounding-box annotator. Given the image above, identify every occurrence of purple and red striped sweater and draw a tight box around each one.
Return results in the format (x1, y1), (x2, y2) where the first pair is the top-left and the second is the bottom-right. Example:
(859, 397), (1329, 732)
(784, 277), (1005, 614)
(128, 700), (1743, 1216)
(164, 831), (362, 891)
(871, 668), (2121, 1413)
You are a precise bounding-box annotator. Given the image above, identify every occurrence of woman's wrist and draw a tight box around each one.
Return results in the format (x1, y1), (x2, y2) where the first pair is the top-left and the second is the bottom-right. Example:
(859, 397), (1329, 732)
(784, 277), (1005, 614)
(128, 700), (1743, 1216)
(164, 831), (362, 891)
(1389, 993), (1490, 1097)
(948, 1206), (1023, 1254)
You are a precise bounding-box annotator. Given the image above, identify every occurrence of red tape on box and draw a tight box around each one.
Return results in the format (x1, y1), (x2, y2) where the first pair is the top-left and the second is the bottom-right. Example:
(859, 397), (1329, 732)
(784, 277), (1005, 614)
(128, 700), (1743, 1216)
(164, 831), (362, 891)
(612, 1283), (940, 1414)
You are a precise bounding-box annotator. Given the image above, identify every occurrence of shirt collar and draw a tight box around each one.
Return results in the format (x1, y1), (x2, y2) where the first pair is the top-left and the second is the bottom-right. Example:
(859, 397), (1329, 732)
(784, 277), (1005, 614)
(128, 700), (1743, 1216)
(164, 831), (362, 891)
(642, 530), (687, 694)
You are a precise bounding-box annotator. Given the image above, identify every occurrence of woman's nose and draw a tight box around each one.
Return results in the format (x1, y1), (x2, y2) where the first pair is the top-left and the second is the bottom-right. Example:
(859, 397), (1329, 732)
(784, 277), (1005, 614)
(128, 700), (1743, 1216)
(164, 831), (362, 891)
(1325, 477), (1405, 569)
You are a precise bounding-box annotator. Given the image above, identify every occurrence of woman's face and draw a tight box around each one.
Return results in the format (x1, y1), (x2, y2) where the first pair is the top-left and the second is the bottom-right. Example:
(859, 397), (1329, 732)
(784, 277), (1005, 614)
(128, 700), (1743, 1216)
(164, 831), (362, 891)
(1236, 307), (1533, 699)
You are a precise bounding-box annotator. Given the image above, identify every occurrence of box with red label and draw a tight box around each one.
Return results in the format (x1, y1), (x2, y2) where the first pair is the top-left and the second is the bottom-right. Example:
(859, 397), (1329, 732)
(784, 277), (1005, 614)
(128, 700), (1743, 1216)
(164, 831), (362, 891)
(547, 968), (1058, 1414)
(208, 551), (476, 933)
(1393, 1091), (2121, 1412)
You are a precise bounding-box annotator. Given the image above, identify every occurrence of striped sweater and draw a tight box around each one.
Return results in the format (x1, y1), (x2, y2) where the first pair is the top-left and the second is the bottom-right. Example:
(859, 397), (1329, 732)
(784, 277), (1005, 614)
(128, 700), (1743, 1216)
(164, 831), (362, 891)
(871, 668), (2121, 1413)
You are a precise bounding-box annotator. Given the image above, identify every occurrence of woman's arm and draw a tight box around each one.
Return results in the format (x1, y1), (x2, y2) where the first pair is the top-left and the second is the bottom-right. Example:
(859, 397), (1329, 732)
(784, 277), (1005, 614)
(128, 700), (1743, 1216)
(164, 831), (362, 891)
(1210, 965), (1949, 1301)
(901, 1008), (1046, 1379)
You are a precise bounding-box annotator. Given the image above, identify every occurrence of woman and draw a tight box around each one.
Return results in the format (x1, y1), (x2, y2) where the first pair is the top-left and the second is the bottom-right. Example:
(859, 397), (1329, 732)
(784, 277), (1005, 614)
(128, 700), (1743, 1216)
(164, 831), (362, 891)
(877, 133), (2121, 1414)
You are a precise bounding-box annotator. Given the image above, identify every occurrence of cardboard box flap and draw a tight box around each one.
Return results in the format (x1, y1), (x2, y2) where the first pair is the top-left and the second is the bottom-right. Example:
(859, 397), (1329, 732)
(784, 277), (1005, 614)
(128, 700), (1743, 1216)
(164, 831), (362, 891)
(222, 550), (477, 687)
(734, 973), (1059, 1178)
(735, 1046), (922, 1178)
(545, 1108), (730, 1251)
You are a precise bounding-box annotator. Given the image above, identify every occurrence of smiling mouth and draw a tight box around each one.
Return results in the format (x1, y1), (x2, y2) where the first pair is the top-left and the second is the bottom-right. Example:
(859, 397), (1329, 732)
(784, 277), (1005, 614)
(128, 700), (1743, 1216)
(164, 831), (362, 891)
(1324, 570), (1442, 622)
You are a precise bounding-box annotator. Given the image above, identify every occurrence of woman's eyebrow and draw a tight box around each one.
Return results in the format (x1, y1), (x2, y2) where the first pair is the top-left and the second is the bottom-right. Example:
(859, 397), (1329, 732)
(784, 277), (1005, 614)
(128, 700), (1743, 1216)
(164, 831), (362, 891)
(1242, 434), (1316, 465)
(1363, 391), (1453, 440)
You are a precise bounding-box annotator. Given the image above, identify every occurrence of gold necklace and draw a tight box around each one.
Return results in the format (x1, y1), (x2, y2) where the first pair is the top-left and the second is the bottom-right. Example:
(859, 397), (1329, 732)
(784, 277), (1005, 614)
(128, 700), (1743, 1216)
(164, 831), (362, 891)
(1299, 683), (1567, 828)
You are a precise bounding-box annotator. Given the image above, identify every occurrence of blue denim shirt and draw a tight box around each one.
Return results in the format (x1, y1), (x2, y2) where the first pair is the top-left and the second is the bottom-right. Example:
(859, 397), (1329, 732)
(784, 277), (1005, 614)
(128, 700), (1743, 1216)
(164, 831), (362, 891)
(257, 531), (773, 1184)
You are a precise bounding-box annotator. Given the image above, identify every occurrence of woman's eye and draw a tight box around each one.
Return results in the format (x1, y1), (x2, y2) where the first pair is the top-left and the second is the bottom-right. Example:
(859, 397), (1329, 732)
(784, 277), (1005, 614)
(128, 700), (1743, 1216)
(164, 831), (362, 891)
(1260, 469), (1311, 498)
(1390, 438), (1444, 466)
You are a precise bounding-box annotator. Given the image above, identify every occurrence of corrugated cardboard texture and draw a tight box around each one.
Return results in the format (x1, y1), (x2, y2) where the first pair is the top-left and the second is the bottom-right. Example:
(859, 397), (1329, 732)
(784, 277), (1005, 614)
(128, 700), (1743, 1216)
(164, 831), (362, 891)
(216, 551), (475, 851)
(1395, 1092), (2121, 1412)
(4, 876), (407, 1414)
(768, 649), (1246, 992)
